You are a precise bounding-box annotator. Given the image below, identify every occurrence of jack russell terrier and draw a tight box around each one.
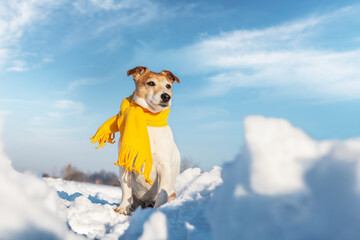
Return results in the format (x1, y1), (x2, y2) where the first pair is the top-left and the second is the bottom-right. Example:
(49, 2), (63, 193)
(90, 66), (181, 215)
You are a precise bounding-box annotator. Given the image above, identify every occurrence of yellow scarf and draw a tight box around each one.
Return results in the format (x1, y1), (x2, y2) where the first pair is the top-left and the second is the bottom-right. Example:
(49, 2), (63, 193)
(90, 94), (170, 185)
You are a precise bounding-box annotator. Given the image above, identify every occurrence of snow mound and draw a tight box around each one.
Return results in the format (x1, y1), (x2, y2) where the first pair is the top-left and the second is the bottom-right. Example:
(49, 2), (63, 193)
(0, 116), (223, 239)
(45, 178), (130, 239)
(122, 166), (222, 239)
(139, 212), (167, 240)
(1, 115), (360, 239)
(208, 115), (360, 240)
(43, 167), (222, 239)
(0, 122), (79, 239)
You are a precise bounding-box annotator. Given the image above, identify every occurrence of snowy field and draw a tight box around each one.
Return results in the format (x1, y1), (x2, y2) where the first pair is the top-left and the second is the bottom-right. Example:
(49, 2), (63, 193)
(1, 115), (360, 239)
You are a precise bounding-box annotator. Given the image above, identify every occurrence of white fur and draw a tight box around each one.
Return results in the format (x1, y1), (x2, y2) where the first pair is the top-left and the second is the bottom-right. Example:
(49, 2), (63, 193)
(115, 94), (180, 214)
(133, 89), (172, 113)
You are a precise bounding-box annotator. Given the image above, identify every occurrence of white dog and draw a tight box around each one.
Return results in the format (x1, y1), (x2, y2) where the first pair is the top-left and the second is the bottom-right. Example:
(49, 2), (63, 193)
(114, 66), (181, 215)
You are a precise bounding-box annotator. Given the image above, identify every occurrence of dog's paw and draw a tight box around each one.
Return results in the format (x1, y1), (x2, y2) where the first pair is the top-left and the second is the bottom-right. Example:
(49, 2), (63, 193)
(113, 206), (130, 215)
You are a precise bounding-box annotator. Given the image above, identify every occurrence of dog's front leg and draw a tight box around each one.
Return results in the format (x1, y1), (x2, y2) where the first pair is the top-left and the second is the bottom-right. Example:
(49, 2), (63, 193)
(114, 167), (133, 215)
(153, 167), (174, 209)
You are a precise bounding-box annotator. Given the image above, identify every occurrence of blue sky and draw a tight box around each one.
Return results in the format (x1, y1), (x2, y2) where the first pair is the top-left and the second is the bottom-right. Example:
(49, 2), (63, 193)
(1, 0), (360, 174)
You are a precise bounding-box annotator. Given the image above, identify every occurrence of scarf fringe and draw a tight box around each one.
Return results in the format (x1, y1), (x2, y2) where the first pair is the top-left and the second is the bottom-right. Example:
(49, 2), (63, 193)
(115, 144), (153, 185)
(90, 131), (116, 149)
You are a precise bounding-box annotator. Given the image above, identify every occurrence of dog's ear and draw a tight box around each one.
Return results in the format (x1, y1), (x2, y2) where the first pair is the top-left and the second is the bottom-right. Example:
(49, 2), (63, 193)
(127, 66), (148, 80)
(162, 70), (180, 84)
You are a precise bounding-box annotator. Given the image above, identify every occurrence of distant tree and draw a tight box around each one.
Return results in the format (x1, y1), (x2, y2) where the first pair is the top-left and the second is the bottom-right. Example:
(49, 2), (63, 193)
(60, 164), (120, 186)
(87, 170), (120, 186)
(62, 164), (84, 182)
(180, 158), (198, 172)
(51, 168), (58, 178)
(42, 173), (49, 178)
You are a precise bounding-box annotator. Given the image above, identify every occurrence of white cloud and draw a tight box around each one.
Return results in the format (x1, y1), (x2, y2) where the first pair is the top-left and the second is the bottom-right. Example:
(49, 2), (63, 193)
(73, 0), (160, 35)
(42, 57), (54, 64)
(151, 4), (360, 100)
(0, 0), (162, 71)
(6, 98), (85, 125)
(6, 60), (27, 72)
(51, 99), (85, 117)
(27, 116), (48, 125)
(67, 78), (101, 91)
(73, 0), (136, 12)
(0, 111), (12, 116)
(0, 0), (60, 71)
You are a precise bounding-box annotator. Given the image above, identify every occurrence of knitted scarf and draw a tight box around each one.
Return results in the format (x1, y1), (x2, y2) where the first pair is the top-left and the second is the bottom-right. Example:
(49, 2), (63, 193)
(90, 94), (170, 185)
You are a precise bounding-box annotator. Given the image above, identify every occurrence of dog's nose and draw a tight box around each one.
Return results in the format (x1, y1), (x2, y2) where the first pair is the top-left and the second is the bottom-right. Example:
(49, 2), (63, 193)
(161, 93), (171, 103)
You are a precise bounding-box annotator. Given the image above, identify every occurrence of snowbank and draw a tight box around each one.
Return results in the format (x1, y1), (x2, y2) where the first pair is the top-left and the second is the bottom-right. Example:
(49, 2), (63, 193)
(1, 115), (360, 239)
(208, 116), (360, 240)
(0, 122), (79, 239)
(122, 167), (222, 239)
(43, 167), (222, 239)
(45, 178), (130, 239)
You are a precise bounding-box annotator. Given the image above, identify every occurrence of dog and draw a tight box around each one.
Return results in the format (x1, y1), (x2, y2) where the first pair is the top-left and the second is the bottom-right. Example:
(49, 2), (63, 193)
(114, 66), (181, 215)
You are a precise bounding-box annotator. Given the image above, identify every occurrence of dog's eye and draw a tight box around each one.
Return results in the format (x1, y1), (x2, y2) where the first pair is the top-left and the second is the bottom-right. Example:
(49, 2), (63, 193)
(166, 84), (171, 89)
(147, 81), (155, 86)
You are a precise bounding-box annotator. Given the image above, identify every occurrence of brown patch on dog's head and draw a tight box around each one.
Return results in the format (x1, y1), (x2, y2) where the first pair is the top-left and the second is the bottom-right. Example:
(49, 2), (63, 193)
(161, 70), (180, 84)
(127, 66), (148, 81)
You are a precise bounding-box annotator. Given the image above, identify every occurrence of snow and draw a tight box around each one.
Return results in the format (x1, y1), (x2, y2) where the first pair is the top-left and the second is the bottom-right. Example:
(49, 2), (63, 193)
(245, 116), (325, 194)
(139, 212), (167, 240)
(0, 120), (80, 239)
(208, 116), (360, 240)
(1, 115), (360, 239)
(120, 166), (222, 239)
(44, 167), (222, 239)
(45, 178), (129, 239)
